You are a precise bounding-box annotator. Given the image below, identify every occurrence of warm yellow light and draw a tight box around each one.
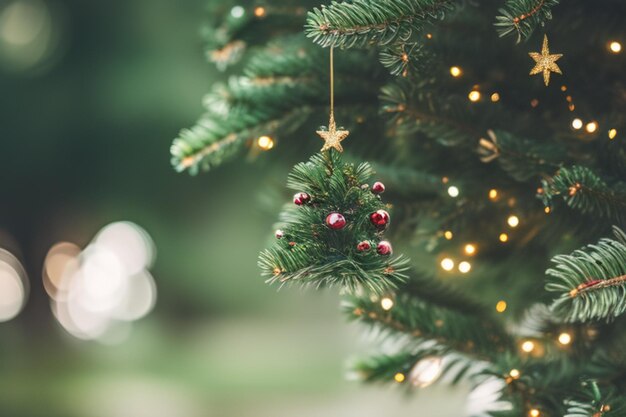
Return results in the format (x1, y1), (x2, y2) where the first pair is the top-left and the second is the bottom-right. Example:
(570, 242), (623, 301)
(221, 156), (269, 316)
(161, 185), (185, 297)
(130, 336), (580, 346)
(488, 189), (498, 200)
(585, 121), (598, 133)
(529, 409), (540, 417)
(254, 6), (266, 17)
(468, 90), (481, 102)
(507, 215), (520, 228)
(572, 118), (583, 130)
(608, 128), (617, 139)
(509, 368), (520, 378)
(440, 258), (455, 271)
(490, 93), (500, 102)
(426, 33), (433, 39)
(609, 41), (622, 53)
(394, 372), (405, 383)
(449, 66), (462, 77)
(521, 340), (535, 353)
(447, 186), (459, 198)
(496, 300), (507, 313)
(257, 135), (274, 150)
(381, 297), (394, 311)
(444, 230), (453, 240)
(458, 261), (471, 273)
(499, 233), (509, 243)
(544, 207), (551, 214)
(464, 244), (476, 256)
(558, 332), (572, 345)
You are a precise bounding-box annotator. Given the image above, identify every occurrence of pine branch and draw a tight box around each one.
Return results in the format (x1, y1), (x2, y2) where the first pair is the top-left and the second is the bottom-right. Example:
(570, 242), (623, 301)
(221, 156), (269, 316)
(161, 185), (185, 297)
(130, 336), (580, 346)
(546, 227), (626, 322)
(564, 380), (626, 417)
(478, 129), (565, 182)
(305, 0), (455, 48)
(345, 290), (514, 358)
(495, 0), (560, 43)
(539, 166), (626, 226)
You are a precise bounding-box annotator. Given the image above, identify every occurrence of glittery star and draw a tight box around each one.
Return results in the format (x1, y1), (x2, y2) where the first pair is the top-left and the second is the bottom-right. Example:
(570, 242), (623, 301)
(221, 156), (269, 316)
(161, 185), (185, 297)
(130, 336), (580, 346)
(529, 35), (563, 86)
(316, 113), (349, 152)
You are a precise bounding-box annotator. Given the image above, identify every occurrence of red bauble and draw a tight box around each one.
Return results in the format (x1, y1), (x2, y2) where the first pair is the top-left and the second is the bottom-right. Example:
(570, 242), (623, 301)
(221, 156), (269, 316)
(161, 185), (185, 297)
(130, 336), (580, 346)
(370, 210), (390, 227)
(372, 181), (386, 194)
(326, 212), (346, 230)
(357, 241), (371, 252)
(275, 229), (284, 239)
(293, 192), (311, 206)
(377, 240), (393, 255)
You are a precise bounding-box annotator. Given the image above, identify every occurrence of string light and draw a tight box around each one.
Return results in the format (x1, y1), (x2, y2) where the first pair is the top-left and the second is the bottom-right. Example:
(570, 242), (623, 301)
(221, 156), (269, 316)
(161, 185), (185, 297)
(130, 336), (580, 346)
(257, 135), (275, 150)
(609, 41), (622, 53)
(426, 33), (433, 39)
(394, 372), (405, 383)
(530, 99), (539, 108)
(459, 261), (472, 273)
(572, 118), (583, 130)
(440, 258), (455, 271)
(447, 186), (459, 197)
(468, 90), (481, 102)
(544, 207), (551, 214)
(381, 297), (394, 311)
(444, 230), (453, 240)
(254, 6), (266, 17)
(496, 300), (507, 313)
(585, 121), (598, 133)
(490, 93), (500, 102)
(499, 233), (509, 242)
(509, 369), (520, 379)
(558, 332), (572, 345)
(464, 244), (476, 256)
(488, 189), (498, 200)
(507, 215), (520, 228)
(449, 66), (462, 77)
(608, 129), (617, 139)
(521, 340), (535, 353)
(529, 409), (540, 417)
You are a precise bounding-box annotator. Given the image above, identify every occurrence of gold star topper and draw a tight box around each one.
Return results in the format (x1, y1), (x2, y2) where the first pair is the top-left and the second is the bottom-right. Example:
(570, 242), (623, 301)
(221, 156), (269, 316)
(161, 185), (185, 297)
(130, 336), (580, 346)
(529, 35), (563, 86)
(317, 113), (349, 152)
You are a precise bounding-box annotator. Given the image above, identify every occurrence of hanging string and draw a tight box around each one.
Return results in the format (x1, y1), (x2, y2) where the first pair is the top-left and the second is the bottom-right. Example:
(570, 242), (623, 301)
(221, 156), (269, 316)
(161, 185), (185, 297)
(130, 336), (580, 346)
(330, 46), (334, 117)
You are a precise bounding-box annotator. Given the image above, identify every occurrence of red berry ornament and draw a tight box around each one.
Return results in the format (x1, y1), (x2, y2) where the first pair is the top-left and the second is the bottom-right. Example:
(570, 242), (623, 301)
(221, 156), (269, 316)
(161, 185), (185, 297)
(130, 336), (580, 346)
(370, 210), (390, 227)
(326, 212), (346, 230)
(293, 192), (311, 206)
(377, 241), (392, 255)
(357, 241), (371, 252)
(275, 229), (284, 239)
(372, 181), (385, 194)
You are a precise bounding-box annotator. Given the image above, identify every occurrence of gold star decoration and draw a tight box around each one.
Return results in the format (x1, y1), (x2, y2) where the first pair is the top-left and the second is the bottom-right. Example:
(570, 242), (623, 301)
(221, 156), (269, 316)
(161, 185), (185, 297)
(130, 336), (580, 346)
(316, 113), (349, 152)
(529, 35), (563, 86)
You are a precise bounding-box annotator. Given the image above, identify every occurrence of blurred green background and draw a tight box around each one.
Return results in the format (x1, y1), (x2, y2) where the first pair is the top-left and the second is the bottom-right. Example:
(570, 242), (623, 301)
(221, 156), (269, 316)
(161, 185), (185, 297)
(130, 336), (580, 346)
(0, 1), (466, 415)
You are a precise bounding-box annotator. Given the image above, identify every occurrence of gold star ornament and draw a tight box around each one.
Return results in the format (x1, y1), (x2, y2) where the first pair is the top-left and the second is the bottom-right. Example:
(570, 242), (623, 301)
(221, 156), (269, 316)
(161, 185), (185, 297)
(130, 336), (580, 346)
(529, 35), (563, 86)
(316, 113), (349, 152)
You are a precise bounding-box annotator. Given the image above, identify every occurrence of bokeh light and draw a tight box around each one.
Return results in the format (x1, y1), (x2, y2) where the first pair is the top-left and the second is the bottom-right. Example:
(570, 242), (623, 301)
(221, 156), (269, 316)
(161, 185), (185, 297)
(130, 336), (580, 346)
(47, 221), (157, 343)
(0, 248), (29, 322)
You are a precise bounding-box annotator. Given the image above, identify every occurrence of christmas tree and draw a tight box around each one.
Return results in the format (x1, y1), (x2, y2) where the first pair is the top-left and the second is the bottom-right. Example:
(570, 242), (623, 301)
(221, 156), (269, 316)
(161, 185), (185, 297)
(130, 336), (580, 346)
(172, 1), (626, 415)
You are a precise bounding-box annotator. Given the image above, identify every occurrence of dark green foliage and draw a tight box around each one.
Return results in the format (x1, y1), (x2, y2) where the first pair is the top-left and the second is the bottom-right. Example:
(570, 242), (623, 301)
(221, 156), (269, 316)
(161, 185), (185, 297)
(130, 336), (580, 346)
(546, 227), (626, 322)
(259, 150), (409, 294)
(305, 0), (455, 48)
(539, 166), (626, 226)
(495, 0), (560, 43)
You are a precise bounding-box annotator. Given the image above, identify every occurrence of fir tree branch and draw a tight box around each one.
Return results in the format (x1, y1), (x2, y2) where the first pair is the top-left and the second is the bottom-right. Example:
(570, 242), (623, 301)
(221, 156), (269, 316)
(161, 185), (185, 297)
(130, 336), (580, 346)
(539, 166), (626, 226)
(495, 0), (560, 43)
(305, 0), (455, 48)
(546, 227), (626, 322)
